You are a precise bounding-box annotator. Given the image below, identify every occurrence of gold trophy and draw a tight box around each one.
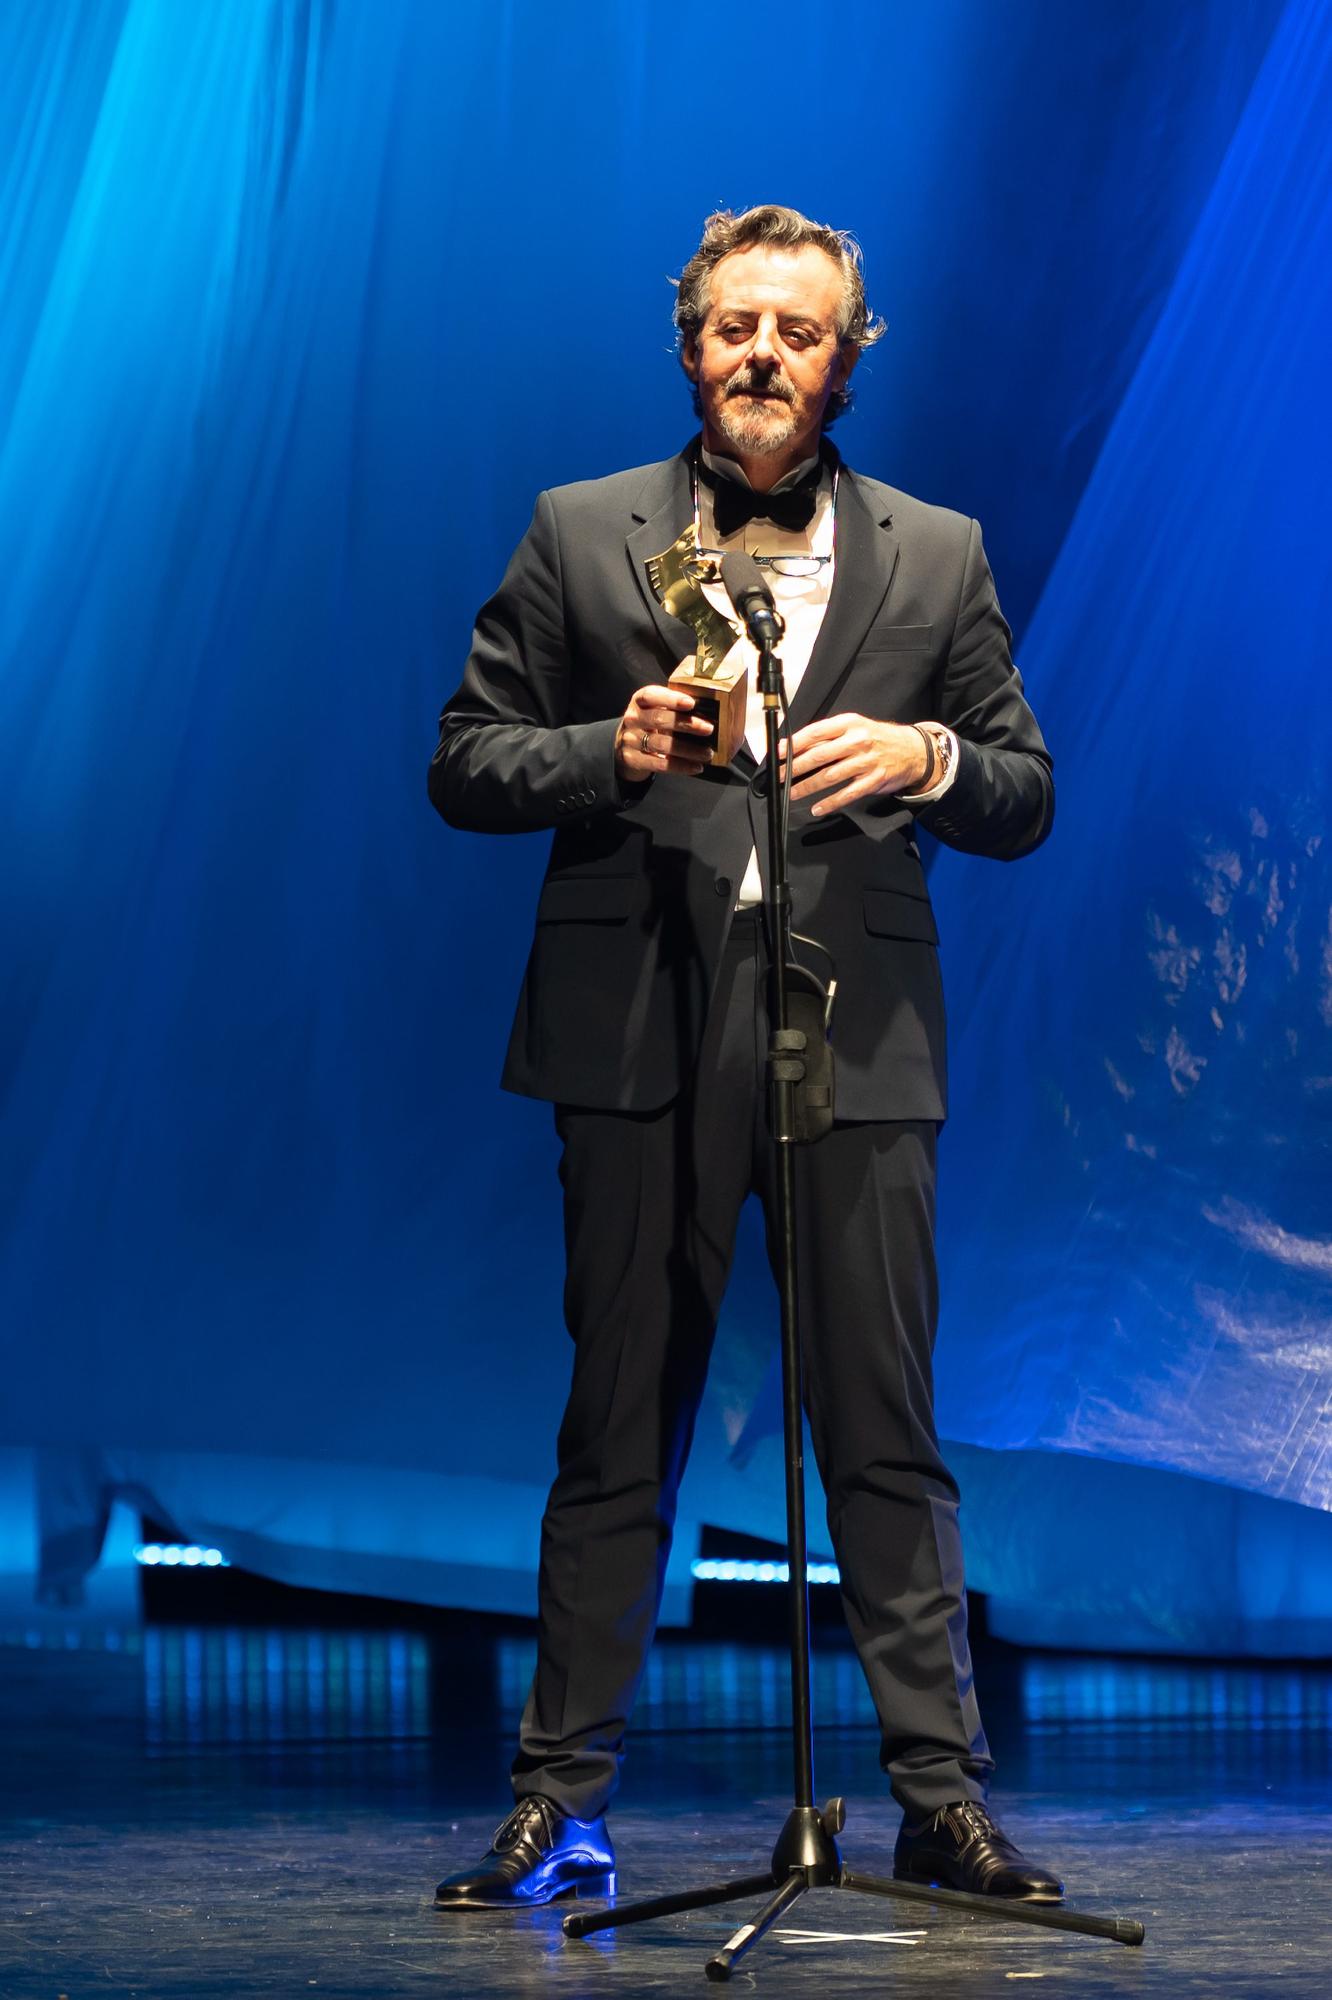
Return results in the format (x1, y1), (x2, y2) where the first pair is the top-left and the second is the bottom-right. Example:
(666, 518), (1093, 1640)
(645, 523), (748, 765)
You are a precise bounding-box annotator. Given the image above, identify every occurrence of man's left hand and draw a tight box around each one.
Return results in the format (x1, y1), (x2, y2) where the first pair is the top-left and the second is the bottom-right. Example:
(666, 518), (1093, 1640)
(778, 715), (931, 815)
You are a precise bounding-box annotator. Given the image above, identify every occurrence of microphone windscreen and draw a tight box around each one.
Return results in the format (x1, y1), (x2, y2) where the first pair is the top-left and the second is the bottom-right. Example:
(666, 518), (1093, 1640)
(720, 550), (774, 618)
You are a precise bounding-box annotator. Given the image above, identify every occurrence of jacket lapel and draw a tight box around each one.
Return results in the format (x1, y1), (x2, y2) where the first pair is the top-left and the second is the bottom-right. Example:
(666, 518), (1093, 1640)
(782, 465), (900, 739)
(625, 450), (697, 668)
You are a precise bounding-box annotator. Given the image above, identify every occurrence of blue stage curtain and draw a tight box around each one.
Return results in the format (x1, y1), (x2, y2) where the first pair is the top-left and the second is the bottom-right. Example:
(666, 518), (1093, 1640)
(930, 0), (1332, 1501)
(4, 0), (1328, 1651)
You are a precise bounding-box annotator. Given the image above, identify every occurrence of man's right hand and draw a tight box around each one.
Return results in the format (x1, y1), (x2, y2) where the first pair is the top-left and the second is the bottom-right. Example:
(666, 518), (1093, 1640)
(614, 684), (715, 780)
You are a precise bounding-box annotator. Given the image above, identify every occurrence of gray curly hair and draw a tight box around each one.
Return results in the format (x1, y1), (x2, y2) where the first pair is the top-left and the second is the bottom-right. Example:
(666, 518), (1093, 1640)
(673, 204), (886, 424)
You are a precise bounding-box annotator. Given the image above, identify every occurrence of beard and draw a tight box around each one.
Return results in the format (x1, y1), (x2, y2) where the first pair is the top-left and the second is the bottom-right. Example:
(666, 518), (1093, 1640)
(715, 369), (799, 457)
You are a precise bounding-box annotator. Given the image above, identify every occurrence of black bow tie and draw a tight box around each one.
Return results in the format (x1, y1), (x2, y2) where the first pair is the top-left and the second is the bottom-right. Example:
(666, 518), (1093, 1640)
(700, 461), (822, 540)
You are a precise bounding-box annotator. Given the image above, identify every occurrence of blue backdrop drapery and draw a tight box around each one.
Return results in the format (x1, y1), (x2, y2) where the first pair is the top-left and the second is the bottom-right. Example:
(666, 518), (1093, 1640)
(3, 0), (1330, 1652)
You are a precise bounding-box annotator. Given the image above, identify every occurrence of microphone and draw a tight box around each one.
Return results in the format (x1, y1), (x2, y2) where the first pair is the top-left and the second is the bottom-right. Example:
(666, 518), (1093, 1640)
(721, 552), (784, 652)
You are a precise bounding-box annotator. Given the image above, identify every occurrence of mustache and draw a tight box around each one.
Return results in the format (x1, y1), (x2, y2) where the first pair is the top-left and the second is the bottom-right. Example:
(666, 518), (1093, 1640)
(726, 367), (795, 405)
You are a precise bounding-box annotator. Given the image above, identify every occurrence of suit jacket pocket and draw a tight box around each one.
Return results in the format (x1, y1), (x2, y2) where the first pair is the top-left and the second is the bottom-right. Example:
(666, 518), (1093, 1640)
(863, 886), (939, 944)
(858, 624), (934, 654)
(803, 796), (915, 845)
(537, 875), (637, 923)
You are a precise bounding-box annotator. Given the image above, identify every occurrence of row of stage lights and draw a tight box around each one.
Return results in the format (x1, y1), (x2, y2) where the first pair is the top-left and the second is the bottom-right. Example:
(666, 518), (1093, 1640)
(132, 1546), (836, 1585)
(691, 1559), (841, 1586)
(135, 1544), (230, 1568)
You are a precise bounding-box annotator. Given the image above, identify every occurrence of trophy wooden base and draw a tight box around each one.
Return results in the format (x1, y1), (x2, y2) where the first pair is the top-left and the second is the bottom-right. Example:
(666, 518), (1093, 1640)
(669, 656), (749, 766)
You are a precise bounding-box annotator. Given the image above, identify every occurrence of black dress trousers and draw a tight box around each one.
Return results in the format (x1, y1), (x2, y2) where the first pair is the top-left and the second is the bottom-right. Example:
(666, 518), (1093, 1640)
(511, 911), (994, 1821)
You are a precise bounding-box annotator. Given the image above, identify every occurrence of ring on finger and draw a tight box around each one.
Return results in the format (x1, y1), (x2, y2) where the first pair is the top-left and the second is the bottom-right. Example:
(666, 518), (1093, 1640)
(640, 731), (652, 756)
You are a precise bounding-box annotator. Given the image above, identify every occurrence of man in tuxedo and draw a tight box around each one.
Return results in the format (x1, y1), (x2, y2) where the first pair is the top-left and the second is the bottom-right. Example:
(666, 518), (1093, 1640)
(430, 205), (1059, 1908)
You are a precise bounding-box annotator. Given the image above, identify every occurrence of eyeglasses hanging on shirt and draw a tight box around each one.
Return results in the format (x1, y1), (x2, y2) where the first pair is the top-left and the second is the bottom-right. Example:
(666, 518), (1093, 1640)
(700, 550), (831, 579)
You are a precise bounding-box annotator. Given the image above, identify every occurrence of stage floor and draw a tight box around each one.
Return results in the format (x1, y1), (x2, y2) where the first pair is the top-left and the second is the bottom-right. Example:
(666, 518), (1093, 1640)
(2, 1623), (1329, 1996)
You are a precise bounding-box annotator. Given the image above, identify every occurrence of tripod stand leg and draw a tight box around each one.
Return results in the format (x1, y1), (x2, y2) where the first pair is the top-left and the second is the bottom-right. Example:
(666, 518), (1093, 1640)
(705, 1871), (807, 1983)
(840, 1869), (1145, 1945)
(562, 1872), (776, 1939)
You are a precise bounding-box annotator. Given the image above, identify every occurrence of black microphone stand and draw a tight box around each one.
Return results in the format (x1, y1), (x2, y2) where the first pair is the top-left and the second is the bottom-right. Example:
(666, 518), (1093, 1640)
(564, 617), (1145, 1981)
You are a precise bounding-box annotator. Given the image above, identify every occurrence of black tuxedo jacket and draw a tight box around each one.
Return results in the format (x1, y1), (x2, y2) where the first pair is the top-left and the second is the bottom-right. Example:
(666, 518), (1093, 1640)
(430, 444), (1053, 1120)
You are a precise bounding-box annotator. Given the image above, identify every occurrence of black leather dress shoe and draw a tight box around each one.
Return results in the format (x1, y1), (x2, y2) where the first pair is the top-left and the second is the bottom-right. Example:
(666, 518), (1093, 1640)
(434, 1797), (616, 1910)
(894, 1801), (1063, 1902)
